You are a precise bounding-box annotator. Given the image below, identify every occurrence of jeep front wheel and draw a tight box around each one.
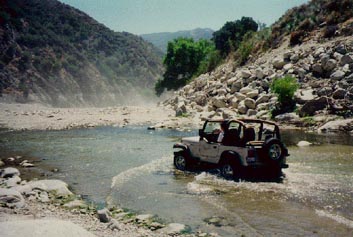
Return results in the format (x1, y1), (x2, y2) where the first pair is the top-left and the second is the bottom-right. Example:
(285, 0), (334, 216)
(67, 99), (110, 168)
(174, 153), (188, 171)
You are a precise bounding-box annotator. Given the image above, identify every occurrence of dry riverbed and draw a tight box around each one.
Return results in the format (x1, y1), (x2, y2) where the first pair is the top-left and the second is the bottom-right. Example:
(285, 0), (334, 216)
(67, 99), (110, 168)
(0, 103), (199, 131)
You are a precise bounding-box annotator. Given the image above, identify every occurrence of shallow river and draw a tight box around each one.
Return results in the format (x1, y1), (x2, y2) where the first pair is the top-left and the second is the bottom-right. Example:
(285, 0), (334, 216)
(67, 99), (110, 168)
(0, 127), (352, 236)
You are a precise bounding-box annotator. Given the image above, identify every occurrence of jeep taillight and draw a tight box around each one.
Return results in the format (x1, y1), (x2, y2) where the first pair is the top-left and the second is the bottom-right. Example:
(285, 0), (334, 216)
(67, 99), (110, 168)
(248, 148), (255, 157)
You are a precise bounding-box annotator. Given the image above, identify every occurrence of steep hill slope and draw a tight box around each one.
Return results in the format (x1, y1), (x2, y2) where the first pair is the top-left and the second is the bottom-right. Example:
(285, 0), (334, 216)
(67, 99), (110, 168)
(162, 0), (353, 132)
(0, 0), (163, 106)
(141, 28), (214, 53)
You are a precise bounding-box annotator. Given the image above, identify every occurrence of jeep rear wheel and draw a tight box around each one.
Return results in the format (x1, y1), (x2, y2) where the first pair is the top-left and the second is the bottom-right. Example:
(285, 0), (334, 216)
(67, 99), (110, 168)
(265, 138), (284, 161)
(220, 161), (240, 181)
(174, 153), (188, 171)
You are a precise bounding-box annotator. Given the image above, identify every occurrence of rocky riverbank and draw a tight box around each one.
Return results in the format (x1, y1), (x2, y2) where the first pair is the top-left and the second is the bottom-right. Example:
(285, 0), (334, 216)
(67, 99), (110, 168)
(162, 36), (353, 134)
(0, 157), (215, 237)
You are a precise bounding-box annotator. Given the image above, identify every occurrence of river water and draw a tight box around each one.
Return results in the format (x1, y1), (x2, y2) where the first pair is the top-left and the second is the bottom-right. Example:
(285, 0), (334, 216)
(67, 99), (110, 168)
(0, 126), (352, 236)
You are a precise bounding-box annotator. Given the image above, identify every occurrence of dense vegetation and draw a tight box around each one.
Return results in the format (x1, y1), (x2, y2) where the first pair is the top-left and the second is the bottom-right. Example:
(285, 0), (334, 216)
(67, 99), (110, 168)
(155, 17), (258, 95)
(0, 0), (163, 106)
(155, 38), (217, 96)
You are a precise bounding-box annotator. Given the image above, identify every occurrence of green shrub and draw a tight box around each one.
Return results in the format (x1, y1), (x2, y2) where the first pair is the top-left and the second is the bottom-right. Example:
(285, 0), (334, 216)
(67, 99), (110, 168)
(270, 76), (299, 117)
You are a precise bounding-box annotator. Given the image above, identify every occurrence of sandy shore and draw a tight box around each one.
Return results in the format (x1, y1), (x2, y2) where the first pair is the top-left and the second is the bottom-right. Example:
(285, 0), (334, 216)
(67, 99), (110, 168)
(0, 103), (199, 131)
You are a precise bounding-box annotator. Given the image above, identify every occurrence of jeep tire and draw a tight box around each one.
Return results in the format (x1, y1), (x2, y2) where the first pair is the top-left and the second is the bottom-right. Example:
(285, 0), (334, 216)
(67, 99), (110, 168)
(220, 160), (240, 181)
(174, 152), (189, 171)
(264, 138), (284, 161)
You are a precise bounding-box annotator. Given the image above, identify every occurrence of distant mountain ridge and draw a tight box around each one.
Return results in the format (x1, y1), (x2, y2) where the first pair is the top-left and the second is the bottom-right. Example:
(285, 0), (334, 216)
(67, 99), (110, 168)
(0, 0), (163, 106)
(141, 28), (214, 53)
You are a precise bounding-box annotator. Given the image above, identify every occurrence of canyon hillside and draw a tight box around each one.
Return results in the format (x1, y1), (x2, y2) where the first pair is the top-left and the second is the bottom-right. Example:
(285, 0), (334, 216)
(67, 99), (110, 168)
(0, 0), (163, 106)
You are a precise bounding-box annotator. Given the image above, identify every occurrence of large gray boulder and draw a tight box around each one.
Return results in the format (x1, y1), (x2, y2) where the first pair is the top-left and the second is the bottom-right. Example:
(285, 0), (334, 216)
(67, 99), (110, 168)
(244, 98), (256, 109)
(0, 220), (96, 237)
(27, 180), (73, 197)
(1, 167), (20, 178)
(294, 89), (316, 104)
(340, 54), (353, 66)
(318, 118), (353, 133)
(0, 188), (25, 208)
(330, 70), (345, 80)
(298, 97), (328, 117)
(273, 58), (286, 70)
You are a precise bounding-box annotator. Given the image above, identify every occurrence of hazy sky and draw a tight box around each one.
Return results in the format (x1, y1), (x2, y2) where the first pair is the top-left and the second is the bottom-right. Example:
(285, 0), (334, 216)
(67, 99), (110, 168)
(59, 0), (309, 35)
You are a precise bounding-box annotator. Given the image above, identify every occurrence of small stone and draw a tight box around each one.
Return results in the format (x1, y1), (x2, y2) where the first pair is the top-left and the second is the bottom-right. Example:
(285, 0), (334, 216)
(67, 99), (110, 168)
(97, 208), (111, 223)
(136, 214), (153, 223)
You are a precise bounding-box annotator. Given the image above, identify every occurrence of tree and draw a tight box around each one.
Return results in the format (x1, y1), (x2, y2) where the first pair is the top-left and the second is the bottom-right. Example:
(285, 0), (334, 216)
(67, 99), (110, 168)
(155, 38), (214, 96)
(213, 17), (258, 56)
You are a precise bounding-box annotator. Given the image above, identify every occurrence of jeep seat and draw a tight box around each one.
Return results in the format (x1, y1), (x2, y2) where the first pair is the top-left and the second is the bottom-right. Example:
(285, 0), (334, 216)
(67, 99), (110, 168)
(242, 127), (256, 145)
(222, 128), (240, 146)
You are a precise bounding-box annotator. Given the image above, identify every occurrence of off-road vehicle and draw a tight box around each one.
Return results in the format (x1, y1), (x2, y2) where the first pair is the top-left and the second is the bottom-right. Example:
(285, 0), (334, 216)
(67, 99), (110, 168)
(173, 119), (289, 180)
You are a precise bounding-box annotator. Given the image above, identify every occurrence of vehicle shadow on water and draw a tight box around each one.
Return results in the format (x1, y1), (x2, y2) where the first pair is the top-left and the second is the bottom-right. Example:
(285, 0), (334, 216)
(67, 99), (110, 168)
(180, 166), (286, 183)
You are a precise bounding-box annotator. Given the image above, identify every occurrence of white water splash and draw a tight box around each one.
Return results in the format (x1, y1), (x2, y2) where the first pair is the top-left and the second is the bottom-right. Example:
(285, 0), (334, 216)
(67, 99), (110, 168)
(316, 210), (353, 228)
(110, 156), (171, 189)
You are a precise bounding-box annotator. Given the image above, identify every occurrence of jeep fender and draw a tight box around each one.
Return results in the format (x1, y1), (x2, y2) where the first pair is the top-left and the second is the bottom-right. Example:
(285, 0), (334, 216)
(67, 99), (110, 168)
(219, 151), (246, 166)
(173, 143), (191, 156)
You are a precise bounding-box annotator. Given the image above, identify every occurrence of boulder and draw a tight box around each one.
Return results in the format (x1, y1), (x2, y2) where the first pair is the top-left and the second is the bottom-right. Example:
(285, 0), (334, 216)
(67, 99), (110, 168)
(257, 102), (270, 111)
(158, 223), (188, 235)
(294, 89), (316, 104)
(230, 80), (243, 93)
(241, 70), (252, 79)
(340, 54), (353, 66)
(211, 97), (226, 109)
(27, 180), (73, 197)
(318, 118), (353, 133)
(332, 88), (347, 99)
(255, 94), (270, 105)
(298, 97), (328, 117)
(0, 220), (97, 237)
(239, 87), (253, 94)
(63, 200), (86, 209)
(136, 214), (154, 223)
(322, 59), (337, 72)
(312, 63), (323, 76)
(330, 70), (345, 80)
(229, 98), (239, 108)
(216, 88), (228, 96)
(335, 44), (347, 54)
(97, 208), (111, 223)
(1, 167), (20, 178)
(0, 160), (4, 167)
(317, 87), (333, 97)
(237, 101), (248, 114)
(283, 63), (293, 71)
(297, 141), (312, 147)
(273, 58), (286, 69)
(247, 109), (257, 117)
(194, 93), (207, 106)
(275, 113), (299, 122)
(246, 90), (259, 99)
(234, 92), (246, 101)
(175, 103), (187, 116)
(244, 98), (256, 109)
(255, 68), (264, 79)
(0, 188), (25, 208)
(5, 176), (21, 187)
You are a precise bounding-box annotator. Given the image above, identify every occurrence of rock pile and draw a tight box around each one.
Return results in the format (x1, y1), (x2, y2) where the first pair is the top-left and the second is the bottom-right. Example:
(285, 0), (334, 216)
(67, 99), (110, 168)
(162, 37), (353, 132)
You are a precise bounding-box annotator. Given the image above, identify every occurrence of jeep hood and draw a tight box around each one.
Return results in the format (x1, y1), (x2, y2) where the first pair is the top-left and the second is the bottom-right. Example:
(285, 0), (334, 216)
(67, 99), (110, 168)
(181, 136), (199, 144)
